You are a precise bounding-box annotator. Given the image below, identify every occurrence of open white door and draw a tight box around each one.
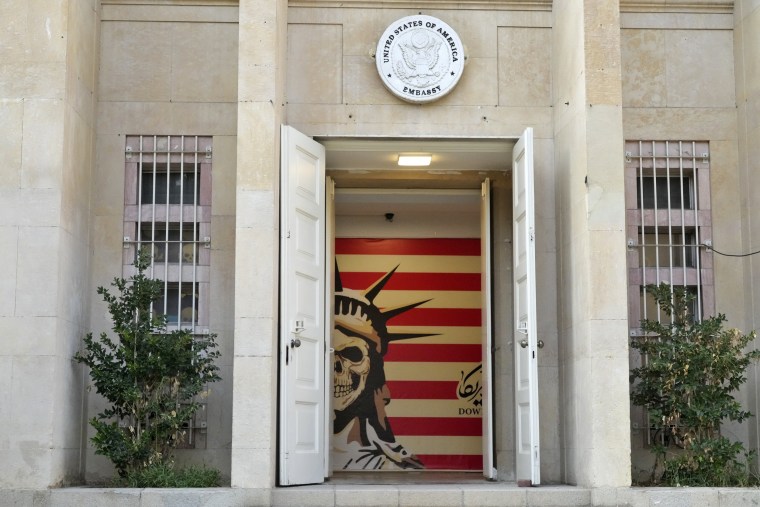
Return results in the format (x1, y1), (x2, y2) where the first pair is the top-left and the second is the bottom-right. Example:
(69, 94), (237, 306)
(278, 126), (327, 486)
(481, 179), (495, 479)
(513, 127), (540, 485)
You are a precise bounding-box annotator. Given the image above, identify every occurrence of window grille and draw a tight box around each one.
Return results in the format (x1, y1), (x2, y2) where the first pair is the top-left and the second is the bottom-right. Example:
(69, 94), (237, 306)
(123, 135), (212, 334)
(625, 140), (713, 327)
(625, 140), (714, 447)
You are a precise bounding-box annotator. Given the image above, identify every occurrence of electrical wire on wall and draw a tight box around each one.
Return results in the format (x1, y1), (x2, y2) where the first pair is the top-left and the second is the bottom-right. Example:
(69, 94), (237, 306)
(702, 244), (760, 258)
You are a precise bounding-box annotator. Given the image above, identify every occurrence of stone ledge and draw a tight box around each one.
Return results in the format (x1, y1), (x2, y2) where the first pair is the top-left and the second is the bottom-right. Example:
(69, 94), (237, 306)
(3, 485), (760, 506)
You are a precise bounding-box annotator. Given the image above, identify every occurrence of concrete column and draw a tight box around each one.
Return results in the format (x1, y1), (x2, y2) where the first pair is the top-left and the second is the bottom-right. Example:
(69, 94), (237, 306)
(734, 0), (760, 458)
(0, 0), (99, 488)
(231, 0), (287, 488)
(553, 0), (631, 487)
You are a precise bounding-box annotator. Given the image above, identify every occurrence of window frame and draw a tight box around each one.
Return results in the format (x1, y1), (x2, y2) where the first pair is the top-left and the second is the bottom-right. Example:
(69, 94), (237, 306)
(123, 135), (213, 333)
(625, 140), (714, 329)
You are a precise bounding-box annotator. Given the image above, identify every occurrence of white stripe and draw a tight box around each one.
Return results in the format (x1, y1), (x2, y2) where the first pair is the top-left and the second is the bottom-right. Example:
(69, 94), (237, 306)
(386, 326), (482, 344)
(385, 362), (482, 381)
(374, 290), (482, 309)
(388, 399), (484, 418)
(395, 435), (483, 455)
(336, 254), (481, 273)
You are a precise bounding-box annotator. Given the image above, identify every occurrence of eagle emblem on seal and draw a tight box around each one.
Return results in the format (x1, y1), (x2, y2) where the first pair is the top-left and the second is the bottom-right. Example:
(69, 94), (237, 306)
(395, 29), (445, 86)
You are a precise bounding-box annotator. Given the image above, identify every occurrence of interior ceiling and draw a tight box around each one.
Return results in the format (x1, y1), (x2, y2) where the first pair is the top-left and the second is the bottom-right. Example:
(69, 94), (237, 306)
(334, 188), (481, 216)
(319, 137), (516, 189)
(319, 137), (515, 214)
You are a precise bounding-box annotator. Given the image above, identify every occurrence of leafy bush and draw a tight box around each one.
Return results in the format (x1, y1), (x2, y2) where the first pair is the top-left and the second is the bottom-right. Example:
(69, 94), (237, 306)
(630, 283), (760, 486)
(113, 462), (221, 488)
(76, 249), (221, 479)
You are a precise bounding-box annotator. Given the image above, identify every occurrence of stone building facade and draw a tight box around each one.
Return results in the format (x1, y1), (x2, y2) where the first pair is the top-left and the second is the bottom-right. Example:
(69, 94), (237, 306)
(2, 0), (760, 492)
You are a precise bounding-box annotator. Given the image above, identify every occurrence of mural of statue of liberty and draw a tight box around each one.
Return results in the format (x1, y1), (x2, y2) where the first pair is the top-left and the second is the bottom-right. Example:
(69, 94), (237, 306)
(332, 263), (433, 470)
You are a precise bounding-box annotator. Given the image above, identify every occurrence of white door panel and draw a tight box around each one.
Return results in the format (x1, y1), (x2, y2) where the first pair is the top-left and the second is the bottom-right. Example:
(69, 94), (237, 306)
(279, 126), (327, 486)
(513, 127), (540, 485)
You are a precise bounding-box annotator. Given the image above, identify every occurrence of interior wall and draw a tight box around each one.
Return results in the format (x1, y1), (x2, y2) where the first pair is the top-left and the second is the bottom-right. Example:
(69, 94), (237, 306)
(335, 191), (482, 471)
(335, 186), (517, 476)
(335, 191), (480, 239)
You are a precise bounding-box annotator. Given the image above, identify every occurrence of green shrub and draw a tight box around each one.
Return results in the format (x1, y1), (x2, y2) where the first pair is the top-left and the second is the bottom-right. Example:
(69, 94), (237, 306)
(113, 462), (222, 488)
(630, 283), (760, 486)
(76, 249), (221, 479)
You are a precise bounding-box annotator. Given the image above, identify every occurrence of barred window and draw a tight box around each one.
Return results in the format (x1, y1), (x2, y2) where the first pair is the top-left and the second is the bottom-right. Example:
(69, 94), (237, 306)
(625, 141), (714, 447)
(123, 135), (212, 333)
(625, 140), (714, 327)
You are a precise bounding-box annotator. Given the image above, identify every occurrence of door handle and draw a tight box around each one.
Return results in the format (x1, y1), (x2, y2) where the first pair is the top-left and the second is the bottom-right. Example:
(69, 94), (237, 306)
(290, 338), (301, 348)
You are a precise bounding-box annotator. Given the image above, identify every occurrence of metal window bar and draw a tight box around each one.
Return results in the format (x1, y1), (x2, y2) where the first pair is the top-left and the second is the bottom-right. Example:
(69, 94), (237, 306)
(163, 136), (170, 322)
(635, 141), (706, 325)
(666, 141), (674, 296)
(690, 142), (703, 318)
(192, 136), (199, 328)
(130, 135), (207, 333)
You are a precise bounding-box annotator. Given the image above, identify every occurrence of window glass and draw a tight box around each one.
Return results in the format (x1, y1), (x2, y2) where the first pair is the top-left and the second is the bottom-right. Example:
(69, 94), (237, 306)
(636, 176), (693, 210)
(140, 225), (198, 263)
(140, 163), (198, 205)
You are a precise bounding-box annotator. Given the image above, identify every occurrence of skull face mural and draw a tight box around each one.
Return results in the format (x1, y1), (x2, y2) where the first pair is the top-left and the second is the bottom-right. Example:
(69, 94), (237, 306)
(333, 333), (371, 412)
(332, 263), (433, 470)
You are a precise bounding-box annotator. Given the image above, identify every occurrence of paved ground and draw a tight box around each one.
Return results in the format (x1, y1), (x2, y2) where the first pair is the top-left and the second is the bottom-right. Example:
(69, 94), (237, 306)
(3, 484), (760, 507)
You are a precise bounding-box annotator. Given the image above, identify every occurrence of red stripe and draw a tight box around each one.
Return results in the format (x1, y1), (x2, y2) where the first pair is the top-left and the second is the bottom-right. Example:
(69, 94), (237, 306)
(386, 380), (460, 399)
(389, 417), (483, 436)
(385, 344), (482, 363)
(385, 308), (481, 327)
(416, 454), (482, 470)
(336, 238), (480, 256)
(340, 272), (481, 291)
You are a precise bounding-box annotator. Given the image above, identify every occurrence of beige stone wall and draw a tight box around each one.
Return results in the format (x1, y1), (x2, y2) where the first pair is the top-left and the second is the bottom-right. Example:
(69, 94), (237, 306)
(0, 0), (99, 488)
(734, 0), (760, 466)
(553, 0), (631, 488)
(230, 0), (288, 488)
(5, 0), (748, 490)
(0, 1), (98, 488)
(620, 5), (746, 480)
(88, 2), (239, 483)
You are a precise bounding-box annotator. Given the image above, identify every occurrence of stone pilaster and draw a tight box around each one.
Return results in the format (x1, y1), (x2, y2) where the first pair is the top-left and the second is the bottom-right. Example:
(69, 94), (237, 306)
(553, 0), (631, 487)
(231, 0), (288, 488)
(0, 0), (99, 488)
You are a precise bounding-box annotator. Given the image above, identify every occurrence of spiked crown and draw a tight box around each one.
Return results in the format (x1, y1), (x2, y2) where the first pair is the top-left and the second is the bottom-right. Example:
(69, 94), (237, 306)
(334, 263), (434, 355)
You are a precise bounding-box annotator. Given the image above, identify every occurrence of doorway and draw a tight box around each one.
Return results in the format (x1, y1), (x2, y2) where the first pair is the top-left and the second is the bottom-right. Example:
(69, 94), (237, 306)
(331, 188), (486, 473)
(277, 128), (539, 486)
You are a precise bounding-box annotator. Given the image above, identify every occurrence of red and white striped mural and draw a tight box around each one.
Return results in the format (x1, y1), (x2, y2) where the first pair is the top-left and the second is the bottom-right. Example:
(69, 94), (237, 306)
(333, 238), (483, 471)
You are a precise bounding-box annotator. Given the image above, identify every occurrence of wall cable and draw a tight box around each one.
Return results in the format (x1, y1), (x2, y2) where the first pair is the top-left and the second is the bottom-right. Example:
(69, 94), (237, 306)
(702, 244), (760, 258)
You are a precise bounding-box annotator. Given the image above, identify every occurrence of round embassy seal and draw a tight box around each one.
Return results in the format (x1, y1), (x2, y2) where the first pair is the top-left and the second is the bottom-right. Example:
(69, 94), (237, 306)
(376, 15), (464, 103)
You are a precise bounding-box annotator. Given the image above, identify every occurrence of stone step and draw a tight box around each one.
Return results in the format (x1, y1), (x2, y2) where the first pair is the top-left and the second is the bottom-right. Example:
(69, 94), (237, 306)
(4, 485), (760, 506)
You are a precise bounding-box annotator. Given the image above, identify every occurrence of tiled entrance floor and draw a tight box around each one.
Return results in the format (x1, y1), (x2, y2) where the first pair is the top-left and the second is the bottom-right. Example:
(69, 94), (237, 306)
(327, 471), (488, 485)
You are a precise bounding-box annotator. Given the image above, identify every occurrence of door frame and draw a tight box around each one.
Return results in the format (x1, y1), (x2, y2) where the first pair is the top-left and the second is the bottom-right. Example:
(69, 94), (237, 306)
(279, 130), (537, 485)
(329, 185), (493, 477)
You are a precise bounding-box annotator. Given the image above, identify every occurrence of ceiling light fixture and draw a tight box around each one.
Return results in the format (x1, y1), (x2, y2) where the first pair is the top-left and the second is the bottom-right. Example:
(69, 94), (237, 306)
(397, 154), (432, 167)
